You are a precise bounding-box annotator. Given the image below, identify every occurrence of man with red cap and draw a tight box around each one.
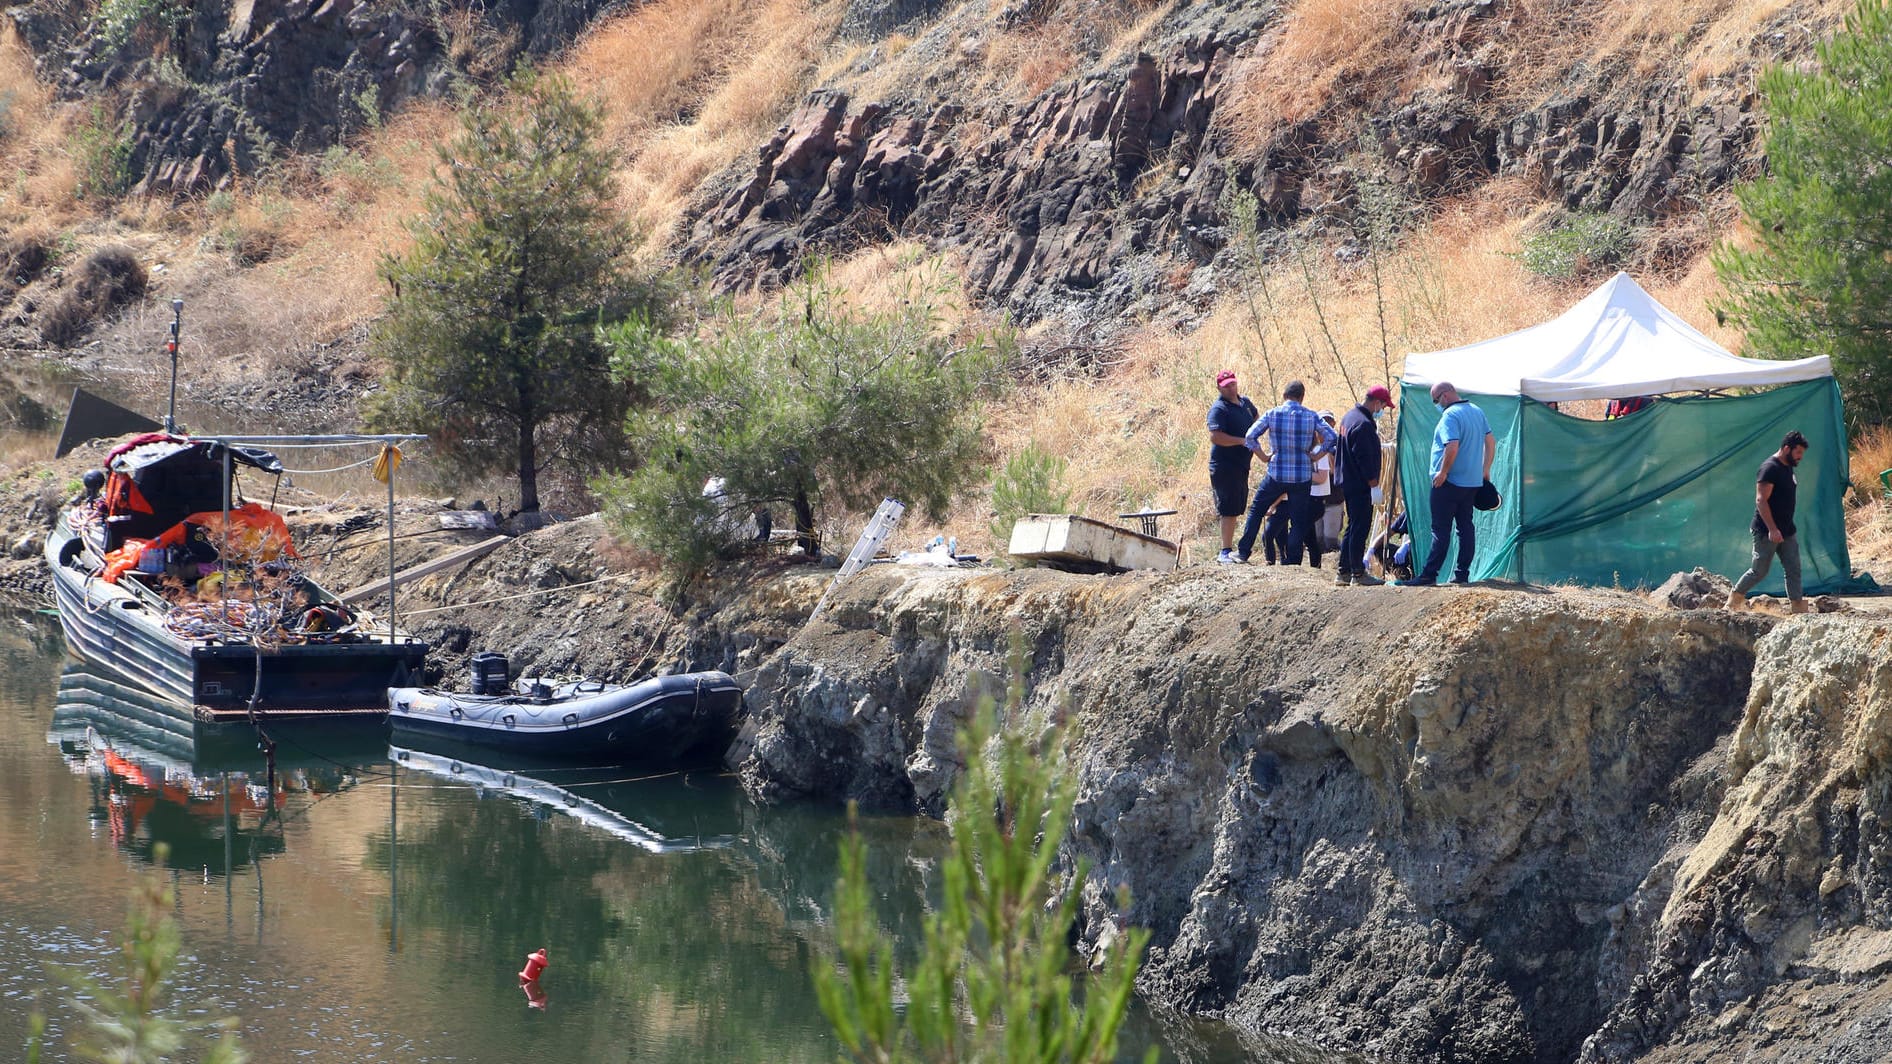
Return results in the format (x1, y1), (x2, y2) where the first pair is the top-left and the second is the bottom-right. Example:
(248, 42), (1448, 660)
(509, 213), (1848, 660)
(1205, 369), (1259, 563)
(1335, 385), (1396, 585)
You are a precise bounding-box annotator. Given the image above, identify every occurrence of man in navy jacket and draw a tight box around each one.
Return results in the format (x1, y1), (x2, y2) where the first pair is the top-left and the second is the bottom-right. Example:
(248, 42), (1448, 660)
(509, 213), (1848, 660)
(1335, 385), (1395, 585)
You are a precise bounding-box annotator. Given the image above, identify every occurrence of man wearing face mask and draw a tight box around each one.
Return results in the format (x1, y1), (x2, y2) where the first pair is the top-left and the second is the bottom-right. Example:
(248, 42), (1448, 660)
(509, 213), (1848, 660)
(1335, 385), (1395, 585)
(1398, 380), (1494, 586)
(1726, 431), (1810, 614)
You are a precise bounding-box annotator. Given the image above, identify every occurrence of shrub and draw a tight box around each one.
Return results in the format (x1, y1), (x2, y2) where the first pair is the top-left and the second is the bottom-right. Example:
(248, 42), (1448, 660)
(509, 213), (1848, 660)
(1520, 212), (1634, 281)
(71, 103), (134, 201)
(38, 245), (147, 346)
(989, 443), (1071, 551)
(601, 267), (1009, 570)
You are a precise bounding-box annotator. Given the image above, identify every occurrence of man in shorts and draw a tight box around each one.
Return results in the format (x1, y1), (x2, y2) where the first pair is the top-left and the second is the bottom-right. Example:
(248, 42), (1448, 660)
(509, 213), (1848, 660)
(1206, 370), (1259, 564)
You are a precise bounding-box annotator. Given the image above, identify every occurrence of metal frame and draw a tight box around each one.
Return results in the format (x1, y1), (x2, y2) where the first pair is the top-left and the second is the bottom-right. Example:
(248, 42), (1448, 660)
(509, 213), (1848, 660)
(198, 433), (427, 645)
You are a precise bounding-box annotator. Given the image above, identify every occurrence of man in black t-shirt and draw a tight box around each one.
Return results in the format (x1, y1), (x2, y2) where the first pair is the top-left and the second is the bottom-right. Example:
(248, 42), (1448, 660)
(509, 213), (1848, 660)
(1205, 370), (1259, 564)
(1727, 430), (1809, 613)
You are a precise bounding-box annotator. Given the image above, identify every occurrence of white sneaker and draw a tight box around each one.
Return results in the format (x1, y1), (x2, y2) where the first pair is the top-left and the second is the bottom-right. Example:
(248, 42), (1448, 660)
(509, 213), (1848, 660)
(1217, 549), (1238, 564)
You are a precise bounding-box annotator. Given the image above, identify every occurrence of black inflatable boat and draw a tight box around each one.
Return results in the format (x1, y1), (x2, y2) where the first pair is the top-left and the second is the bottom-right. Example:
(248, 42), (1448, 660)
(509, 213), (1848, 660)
(387, 671), (744, 761)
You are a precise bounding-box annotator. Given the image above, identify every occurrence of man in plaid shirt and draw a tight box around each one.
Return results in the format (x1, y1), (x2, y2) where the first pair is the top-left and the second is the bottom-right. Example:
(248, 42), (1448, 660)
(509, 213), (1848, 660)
(1235, 380), (1338, 564)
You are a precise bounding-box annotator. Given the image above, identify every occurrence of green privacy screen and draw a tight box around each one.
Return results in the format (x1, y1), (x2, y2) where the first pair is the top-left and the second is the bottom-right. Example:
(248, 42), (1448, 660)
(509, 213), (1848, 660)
(1395, 378), (1852, 593)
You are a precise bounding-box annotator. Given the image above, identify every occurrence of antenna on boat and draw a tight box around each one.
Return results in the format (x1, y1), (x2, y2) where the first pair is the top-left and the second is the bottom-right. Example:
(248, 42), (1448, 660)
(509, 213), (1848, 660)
(164, 298), (183, 434)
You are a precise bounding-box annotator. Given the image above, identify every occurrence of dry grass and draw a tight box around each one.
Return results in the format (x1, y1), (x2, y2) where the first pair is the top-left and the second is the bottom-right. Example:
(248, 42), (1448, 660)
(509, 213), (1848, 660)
(1218, 0), (1851, 155)
(565, 0), (764, 148)
(0, 25), (85, 226)
(1497, 0), (1852, 101)
(1218, 0), (1421, 152)
(1850, 425), (1892, 505)
(932, 178), (1747, 556)
(608, 0), (838, 251)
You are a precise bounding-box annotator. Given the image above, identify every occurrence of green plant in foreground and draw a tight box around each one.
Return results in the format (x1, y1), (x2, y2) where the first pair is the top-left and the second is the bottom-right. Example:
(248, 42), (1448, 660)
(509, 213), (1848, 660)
(23, 842), (245, 1064)
(989, 443), (1072, 552)
(814, 646), (1153, 1064)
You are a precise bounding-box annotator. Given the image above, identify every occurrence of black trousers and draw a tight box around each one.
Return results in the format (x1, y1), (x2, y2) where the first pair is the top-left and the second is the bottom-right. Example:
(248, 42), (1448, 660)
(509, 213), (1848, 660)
(1339, 485), (1373, 574)
(1420, 482), (1479, 581)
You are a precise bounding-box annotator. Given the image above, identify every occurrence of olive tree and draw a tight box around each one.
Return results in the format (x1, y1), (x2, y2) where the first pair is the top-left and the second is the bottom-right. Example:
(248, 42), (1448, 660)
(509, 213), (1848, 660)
(598, 270), (1008, 569)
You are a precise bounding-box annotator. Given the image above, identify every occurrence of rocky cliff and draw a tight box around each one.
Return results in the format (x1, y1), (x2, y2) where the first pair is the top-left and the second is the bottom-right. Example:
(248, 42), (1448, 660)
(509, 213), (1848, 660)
(3, 461), (1888, 1062)
(683, 0), (1830, 329)
(732, 560), (1892, 1064)
(7, 0), (611, 195)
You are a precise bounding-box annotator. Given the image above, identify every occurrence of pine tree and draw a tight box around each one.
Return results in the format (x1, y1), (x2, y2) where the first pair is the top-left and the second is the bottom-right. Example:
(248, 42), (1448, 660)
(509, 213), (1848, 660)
(366, 70), (665, 513)
(1715, 0), (1892, 425)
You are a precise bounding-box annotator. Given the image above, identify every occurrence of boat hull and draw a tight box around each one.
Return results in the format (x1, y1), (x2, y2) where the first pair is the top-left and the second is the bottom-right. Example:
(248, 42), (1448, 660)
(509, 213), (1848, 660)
(46, 520), (427, 718)
(388, 672), (744, 761)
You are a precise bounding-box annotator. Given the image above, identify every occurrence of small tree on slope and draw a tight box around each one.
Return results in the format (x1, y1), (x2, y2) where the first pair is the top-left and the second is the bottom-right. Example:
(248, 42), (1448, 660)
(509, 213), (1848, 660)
(599, 268), (1006, 568)
(1715, 0), (1892, 426)
(366, 70), (666, 513)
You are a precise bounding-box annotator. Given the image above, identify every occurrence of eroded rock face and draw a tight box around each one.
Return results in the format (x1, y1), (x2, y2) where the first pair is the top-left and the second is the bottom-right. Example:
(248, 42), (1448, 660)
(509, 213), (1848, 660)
(736, 562), (1892, 1063)
(13, 0), (613, 196)
(1581, 619), (1892, 1064)
(684, 0), (1829, 327)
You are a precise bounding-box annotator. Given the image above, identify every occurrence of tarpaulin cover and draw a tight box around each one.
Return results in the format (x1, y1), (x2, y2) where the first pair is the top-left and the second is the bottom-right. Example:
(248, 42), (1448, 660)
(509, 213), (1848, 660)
(1403, 273), (1832, 402)
(155, 503), (298, 564)
(1395, 378), (1853, 593)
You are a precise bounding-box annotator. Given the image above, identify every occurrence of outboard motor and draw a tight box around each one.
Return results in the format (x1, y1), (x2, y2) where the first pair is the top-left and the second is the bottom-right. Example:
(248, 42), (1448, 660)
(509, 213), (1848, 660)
(470, 652), (509, 696)
(79, 469), (106, 503)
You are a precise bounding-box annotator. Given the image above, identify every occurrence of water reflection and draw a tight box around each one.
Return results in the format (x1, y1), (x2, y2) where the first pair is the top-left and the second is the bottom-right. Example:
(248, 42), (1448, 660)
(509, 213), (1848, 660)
(47, 662), (385, 874)
(389, 742), (741, 854)
(4, 621), (1333, 1062)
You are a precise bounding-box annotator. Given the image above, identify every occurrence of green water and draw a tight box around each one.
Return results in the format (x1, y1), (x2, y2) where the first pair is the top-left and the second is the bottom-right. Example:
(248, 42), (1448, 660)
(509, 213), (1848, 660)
(0, 614), (1314, 1063)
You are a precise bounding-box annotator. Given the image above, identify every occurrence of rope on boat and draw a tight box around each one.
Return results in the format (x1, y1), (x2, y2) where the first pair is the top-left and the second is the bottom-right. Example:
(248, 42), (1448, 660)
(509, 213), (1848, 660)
(276, 454), (384, 476)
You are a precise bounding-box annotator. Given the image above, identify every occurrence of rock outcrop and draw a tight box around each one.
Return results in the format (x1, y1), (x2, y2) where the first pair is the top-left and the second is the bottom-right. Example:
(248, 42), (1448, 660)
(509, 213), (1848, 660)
(735, 561), (1892, 1063)
(683, 0), (1828, 326)
(9, 0), (613, 196)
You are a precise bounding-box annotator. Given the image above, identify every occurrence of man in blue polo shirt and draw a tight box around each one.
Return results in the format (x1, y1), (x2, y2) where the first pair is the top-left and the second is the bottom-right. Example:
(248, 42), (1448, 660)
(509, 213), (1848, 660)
(1399, 380), (1494, 586)
(1205, 370), (1259, 564)
(1235, 380), (1337, 565)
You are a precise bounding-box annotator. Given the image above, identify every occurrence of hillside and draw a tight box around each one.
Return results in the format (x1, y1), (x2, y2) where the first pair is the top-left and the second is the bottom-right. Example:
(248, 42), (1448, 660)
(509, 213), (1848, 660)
(0, 0), (1867, 552)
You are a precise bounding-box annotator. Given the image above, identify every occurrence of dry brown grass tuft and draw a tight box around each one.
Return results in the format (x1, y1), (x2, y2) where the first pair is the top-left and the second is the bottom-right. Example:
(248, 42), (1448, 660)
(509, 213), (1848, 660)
(1217, 0), (1852, 155)
(565, 0), (762, 148)
(1850, 424), (1892, 506)
(0, 25), (83, 226)
(1218, 0), (1420, 152)
(607, 0), (838, 251)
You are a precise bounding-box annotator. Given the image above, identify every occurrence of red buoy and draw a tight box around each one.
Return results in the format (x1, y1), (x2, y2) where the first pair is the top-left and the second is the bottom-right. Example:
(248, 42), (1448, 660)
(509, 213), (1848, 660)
(518, 947), (549, 983)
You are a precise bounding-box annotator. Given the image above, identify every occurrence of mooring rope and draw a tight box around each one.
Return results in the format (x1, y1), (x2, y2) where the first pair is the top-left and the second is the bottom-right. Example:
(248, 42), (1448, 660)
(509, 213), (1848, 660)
(398, 573), (637, 617)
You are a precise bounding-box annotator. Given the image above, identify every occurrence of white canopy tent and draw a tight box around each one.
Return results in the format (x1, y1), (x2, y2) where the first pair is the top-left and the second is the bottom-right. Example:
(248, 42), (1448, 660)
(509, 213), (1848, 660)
(1402, 272), (1832, 402)
(1393, 272), (1851, 592)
